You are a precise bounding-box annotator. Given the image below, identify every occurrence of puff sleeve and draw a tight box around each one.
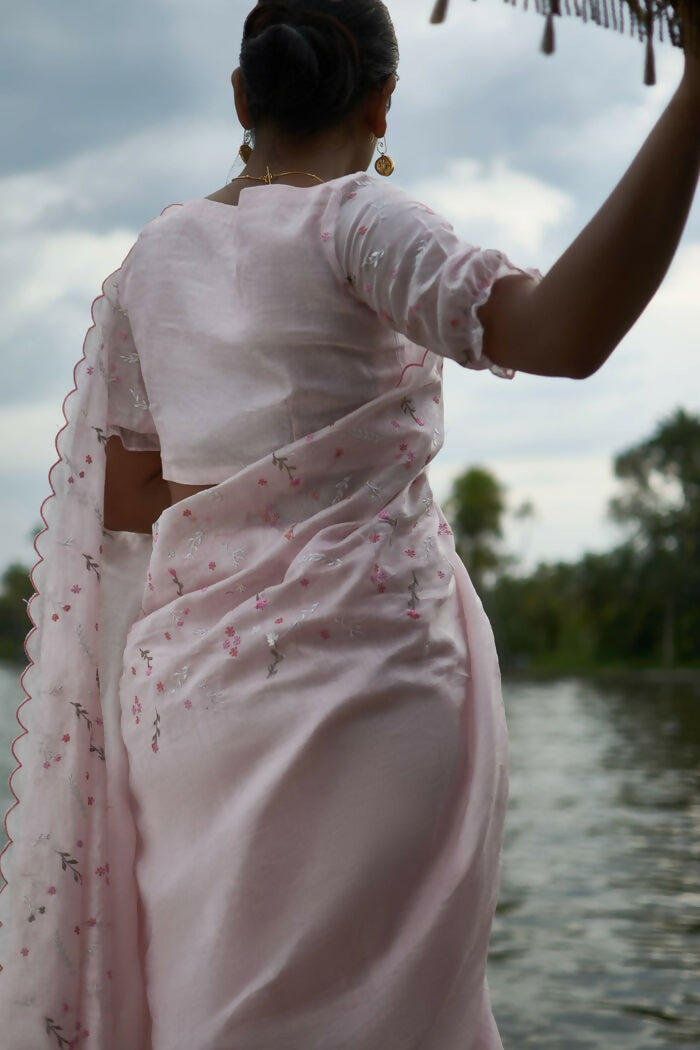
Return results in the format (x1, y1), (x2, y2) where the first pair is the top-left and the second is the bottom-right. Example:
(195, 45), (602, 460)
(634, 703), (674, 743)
(333, 174), (544, 379)
(101, 262), (160, 452)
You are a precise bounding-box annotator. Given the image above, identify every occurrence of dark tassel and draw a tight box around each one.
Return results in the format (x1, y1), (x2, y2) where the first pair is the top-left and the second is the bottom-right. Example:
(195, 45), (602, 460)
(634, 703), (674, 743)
(644, 0), (656, 86)
(541, 10), (556, 54)
(429, 0), (449, 24)
(644, 33), (656, 85)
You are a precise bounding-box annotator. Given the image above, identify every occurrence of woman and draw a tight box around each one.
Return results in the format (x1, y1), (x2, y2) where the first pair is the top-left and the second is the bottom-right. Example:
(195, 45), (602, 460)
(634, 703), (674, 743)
(1, 2), (698, 1048)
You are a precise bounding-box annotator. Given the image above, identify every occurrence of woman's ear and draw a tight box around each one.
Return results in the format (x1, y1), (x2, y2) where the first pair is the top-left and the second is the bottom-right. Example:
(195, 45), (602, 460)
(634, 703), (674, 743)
(364, 80), (394, 140)
(231, 67), (252, 129)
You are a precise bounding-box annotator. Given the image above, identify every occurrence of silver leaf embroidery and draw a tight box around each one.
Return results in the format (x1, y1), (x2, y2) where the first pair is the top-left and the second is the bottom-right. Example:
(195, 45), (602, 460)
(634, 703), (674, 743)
(366, 248), (385, 269)
(168, 665), (191, 693)
(184, 530), (205, 560)
(348, 427), (381, 443)
(200, 678), (224, 707)
(331, 475), (353, 505)
(332, 613), (366, 640)
(288, 600), (321, 634)
(129, 388), (149, 411)
(220, 541), (247, 568)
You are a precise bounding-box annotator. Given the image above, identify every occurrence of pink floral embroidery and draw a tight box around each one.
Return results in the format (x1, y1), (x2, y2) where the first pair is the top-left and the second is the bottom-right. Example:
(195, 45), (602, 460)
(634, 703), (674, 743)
(320, 231), (330, 242)
(184, 699), (192, 710)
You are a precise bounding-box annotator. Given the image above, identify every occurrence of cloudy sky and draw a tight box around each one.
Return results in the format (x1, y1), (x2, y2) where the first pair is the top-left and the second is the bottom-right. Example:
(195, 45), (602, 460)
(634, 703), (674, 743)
(2, 0), (698, 577)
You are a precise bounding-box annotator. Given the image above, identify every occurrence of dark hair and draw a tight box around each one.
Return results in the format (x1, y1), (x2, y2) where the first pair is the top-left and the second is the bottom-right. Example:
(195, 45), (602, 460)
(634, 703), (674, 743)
(239, 0), (399, 139)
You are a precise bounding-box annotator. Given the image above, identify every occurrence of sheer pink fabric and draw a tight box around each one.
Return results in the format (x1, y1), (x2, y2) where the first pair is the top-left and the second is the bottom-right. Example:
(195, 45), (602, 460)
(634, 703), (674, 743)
(0, 171), (542, 1049)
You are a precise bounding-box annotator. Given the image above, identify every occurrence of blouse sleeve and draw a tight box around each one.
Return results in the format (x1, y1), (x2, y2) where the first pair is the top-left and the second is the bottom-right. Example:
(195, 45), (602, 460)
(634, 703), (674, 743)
(100, 263), (161, 452)
(333, 174), (544, 379)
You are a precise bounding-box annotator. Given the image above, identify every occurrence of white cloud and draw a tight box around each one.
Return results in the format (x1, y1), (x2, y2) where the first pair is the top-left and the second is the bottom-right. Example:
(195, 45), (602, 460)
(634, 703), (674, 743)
(406, 156), (573, 260)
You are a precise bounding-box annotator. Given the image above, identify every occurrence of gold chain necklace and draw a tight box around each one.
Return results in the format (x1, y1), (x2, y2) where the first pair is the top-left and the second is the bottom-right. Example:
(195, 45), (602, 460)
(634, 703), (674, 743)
(231, 164), (325, 185)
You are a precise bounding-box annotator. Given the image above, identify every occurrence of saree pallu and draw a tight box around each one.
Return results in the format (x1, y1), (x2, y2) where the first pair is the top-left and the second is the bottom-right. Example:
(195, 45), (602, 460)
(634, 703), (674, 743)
(1, 263), (508, 1048)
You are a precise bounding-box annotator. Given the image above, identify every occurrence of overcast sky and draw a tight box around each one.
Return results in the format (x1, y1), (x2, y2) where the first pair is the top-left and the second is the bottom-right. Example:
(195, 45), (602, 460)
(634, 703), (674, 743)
(2, 0), (698, 577)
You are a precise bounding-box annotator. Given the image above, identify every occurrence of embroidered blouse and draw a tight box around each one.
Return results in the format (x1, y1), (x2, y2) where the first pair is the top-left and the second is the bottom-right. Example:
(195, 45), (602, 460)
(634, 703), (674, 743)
(106, 170), (543, 484)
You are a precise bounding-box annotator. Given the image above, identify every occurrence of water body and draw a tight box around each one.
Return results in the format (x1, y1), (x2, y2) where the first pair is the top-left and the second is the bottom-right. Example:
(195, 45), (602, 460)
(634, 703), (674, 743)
(0, 666), (698, 1047)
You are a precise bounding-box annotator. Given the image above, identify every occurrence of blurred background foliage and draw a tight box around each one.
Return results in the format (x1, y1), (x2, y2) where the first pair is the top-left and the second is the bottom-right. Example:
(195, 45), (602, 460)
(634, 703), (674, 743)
(443, 406), (700, 672)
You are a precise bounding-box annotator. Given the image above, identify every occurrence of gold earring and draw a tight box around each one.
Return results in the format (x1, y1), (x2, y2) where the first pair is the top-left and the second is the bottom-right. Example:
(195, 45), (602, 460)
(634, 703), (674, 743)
(239, 128), (253, 163)
(374, 137), (395, 177)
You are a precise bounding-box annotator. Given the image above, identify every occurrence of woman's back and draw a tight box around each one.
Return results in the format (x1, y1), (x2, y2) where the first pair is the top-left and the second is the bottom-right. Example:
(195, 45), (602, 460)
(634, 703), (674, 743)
(121, 172), (406, 491)
(114, 170), (540, 514)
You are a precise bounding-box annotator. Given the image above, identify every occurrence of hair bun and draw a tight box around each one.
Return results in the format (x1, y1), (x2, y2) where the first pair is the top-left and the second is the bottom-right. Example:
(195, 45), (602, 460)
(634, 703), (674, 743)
(239, 0), (399, 139)
(244, 21), (321, 108)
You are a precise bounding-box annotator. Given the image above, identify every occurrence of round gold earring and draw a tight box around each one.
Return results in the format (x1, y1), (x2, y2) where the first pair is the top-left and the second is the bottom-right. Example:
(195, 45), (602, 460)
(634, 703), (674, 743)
(374, 137), (395, 177)
(239, 128), (253, 163)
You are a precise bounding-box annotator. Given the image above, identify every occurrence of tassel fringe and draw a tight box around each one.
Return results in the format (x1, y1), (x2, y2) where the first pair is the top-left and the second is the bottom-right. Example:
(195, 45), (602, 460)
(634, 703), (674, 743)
(429, 0), (700, 87)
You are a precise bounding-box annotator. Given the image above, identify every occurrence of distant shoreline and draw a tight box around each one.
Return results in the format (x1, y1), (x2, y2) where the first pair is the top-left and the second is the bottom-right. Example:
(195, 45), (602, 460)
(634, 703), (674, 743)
(502, 666), (700, 686)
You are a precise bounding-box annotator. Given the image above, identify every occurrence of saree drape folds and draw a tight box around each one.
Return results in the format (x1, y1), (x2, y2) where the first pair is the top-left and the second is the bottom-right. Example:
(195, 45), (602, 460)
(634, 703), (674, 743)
(1, 174), (542, 1048)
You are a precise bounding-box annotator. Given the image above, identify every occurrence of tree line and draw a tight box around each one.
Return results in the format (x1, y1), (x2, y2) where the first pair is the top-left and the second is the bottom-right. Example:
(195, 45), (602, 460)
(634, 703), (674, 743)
(444, 407), (699, 672)
(0, 408), (698, 673)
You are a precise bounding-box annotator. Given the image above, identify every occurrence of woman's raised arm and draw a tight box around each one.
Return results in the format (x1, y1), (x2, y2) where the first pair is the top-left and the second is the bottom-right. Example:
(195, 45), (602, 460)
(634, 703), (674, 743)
(502, 69), (699, 380)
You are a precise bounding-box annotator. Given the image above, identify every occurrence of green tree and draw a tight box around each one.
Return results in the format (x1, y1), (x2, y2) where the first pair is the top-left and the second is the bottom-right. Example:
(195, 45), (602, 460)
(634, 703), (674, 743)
(443, 466), (509, 593)
(0, 562), (34, 664)
(609, 407), (700, 666)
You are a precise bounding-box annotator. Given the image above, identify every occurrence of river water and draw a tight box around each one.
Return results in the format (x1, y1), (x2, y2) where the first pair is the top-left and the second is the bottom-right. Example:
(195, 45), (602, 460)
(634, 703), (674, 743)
(1, 666), (698, 1047)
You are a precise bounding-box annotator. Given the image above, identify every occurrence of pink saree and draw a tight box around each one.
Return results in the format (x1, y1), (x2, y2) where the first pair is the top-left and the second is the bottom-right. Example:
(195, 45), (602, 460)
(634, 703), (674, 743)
(0, 172), (542, 1049)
